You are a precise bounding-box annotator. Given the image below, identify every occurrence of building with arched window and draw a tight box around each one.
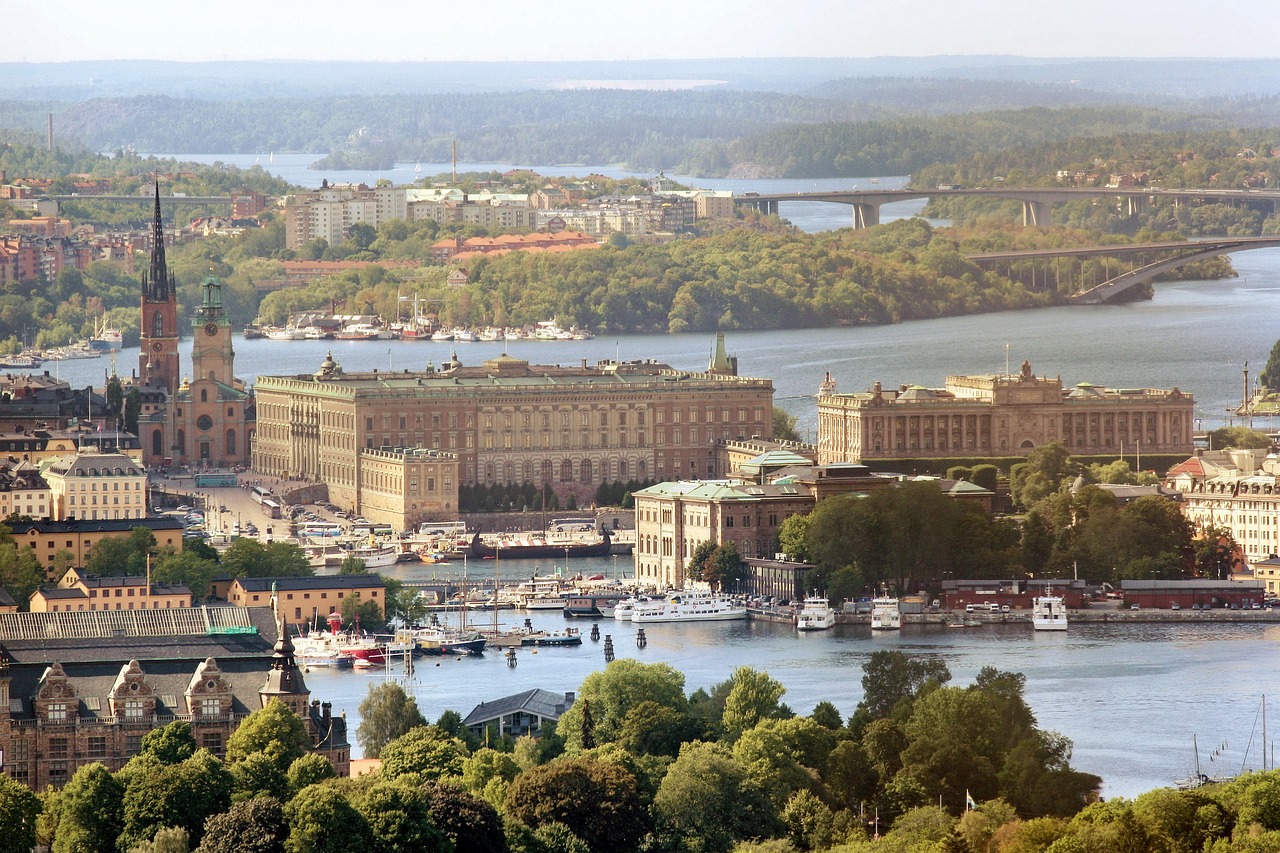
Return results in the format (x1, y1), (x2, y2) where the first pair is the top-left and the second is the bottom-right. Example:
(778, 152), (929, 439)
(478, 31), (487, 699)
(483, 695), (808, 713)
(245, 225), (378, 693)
(135, 185), (253, 468)
(817, 360), (1193, 464)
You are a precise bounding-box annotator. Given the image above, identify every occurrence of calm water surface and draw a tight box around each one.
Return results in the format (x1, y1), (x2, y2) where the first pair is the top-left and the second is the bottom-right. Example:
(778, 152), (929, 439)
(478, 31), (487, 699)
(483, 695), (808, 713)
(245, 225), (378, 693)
(314, 552), (1280, 800)
(96, 157), (1280, 796)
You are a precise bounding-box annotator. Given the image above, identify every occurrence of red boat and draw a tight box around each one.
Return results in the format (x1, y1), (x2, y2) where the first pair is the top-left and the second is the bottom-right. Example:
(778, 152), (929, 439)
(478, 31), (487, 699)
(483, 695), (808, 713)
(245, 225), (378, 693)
(323, 612), (389, 666)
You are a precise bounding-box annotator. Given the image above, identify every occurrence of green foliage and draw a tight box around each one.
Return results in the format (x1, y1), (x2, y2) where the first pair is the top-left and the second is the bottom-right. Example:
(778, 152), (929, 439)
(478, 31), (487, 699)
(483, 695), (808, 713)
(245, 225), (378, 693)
(378, 725), (469, 782)
(654, 740), (780, 853)
(419, 781), (507, 853)
(721, 666), (787, 741)
(772, 408), (802, 443)
(140, 721), (198, 765)
(230, 752), (291, 803)
(504, 757), (650, 852)
(1010, 442), (1076, 511)
(127, 825), (190, 853)
(354, 781), (446, 853)
(84, 526), (158, 577)
(195, 797), (288, 853)
(283, 785), (371, 853)
(119, 750), (232, 851)
(858, 650), (953, 722)
(153, 551), (221, 601)
(0, 525), (48, 605)
(357, 682), (427, 760)
(219, 539), (313, 579)
(777, 512), (811, 563)
(1210, 426), (1272, 450)
(556, 659), (688, 751)
(50, 763), (120, 853)
(286, 755), (337, 794)
(225, 700), (311, 772)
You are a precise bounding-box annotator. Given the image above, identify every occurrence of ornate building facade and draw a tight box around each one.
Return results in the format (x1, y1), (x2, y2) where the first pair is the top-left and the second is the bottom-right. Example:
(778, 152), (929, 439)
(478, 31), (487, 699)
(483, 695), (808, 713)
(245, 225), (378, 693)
(137, 184), (253, 468)
(817, 360), (1194, 464)
(252, 341), (773, 517)
(0, 606), (349, 790)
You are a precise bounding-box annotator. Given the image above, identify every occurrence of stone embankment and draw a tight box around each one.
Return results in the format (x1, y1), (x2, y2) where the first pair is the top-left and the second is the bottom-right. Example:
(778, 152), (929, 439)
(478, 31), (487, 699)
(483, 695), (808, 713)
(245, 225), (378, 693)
(748, 607), (1280, 626)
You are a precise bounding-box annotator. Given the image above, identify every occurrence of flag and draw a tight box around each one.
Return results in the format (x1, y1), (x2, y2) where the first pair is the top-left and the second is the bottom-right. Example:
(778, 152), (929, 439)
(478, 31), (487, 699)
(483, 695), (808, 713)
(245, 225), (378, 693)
(965, 790), (977, 812)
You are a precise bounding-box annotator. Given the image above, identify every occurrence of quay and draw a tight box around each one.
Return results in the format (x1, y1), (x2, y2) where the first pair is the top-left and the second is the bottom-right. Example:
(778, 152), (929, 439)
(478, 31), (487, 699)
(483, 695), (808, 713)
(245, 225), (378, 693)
(747, 606), (1280, 626)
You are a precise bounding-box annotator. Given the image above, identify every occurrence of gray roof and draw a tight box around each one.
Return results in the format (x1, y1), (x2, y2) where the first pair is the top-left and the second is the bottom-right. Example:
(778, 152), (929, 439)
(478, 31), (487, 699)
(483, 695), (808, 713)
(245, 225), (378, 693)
(463, 688), (574, 727)
(235, 575), (384, 592)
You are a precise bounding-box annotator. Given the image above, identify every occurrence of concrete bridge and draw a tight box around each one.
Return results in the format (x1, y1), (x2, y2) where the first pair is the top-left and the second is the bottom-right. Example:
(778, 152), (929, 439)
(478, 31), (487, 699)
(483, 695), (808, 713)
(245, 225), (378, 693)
(964, 236), (1280, 304)
(735, 186), (1280, 229)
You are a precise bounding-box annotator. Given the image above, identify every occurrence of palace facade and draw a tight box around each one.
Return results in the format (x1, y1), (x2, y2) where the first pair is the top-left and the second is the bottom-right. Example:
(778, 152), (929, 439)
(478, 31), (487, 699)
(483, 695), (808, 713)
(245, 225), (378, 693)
(817, 360), (1194, 464)
(251, 336), (773, 519)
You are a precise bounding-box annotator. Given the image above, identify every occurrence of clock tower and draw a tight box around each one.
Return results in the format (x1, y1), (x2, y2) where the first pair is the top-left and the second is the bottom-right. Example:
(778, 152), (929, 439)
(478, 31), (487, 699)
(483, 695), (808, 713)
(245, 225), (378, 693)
(191, 274), (235, 386)
(139, 181), (179, 394)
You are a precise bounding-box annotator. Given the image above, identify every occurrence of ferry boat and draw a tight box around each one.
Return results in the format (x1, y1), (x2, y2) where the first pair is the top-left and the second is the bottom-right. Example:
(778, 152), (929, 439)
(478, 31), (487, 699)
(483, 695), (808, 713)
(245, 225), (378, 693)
(631, 588), (747, 623)
(410, 626), (487, 656)
(470, 527), (612, 560)
(324, 542), (401, 570)
(0, 353), (42, 369)
(1032, 591), (1068, 631)
(796, 594), (836, 631)
(870, 595), (902, 631)
(266, 326), (302, 341)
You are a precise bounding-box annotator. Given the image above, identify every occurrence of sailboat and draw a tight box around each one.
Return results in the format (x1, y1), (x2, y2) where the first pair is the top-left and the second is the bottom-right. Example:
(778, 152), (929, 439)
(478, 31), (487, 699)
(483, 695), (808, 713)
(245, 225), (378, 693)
(1175, 696), (1268, 788)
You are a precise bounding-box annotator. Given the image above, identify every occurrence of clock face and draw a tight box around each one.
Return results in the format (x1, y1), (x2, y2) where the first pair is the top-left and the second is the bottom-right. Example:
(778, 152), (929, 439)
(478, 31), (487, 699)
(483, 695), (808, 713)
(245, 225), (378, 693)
(204, 322), (219, 336)
(151, 342), (162, 352)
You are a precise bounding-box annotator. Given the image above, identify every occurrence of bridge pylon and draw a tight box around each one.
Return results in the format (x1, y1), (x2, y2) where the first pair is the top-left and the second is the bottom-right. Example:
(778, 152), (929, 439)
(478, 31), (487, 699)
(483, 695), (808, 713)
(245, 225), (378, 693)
(852, 203), (880, 230)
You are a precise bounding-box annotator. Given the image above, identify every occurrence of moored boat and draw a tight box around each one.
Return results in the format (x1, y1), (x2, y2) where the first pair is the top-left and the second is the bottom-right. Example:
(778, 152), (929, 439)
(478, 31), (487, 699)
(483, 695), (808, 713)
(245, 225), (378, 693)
(631, 588), (746, 623)
(796, 594), (836, 631)
(871, 596), (901, 631)
(564, 593), (629, 618)
(471, 527), (612, 560)
(1032, 591), (1068, 631)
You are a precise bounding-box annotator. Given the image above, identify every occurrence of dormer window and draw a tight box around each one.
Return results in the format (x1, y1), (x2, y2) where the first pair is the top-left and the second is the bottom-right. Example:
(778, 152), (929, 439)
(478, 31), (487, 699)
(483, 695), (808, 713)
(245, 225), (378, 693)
(47, 702), (69, 722)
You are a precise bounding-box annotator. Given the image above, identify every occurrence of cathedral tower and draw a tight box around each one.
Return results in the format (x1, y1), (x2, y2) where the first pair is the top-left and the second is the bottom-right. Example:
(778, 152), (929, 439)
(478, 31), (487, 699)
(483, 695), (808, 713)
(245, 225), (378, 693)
(191, 275), (235, 386)
(139, 181), (179, 394)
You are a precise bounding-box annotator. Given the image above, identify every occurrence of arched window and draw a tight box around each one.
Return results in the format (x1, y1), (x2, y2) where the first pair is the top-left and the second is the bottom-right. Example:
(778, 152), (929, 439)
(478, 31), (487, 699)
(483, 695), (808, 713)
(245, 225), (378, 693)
(560, 459), (573, 482)
(226, 429), (236, 456)
(581, 458), (593, 483)
(152, 312), (163, 337)
(200, 389), (208, 402)
(152, 429), (163, 457)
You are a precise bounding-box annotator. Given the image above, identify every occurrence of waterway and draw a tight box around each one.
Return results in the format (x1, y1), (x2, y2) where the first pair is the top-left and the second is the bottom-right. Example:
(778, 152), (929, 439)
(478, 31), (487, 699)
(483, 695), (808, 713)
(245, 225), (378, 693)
(73, 156), (1280, 796)
(311, 557), (1280, 802)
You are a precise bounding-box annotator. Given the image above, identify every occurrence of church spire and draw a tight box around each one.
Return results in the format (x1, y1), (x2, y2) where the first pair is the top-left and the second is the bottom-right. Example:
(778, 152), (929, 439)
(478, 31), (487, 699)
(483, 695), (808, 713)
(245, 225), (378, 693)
(145, 180), (169, 301)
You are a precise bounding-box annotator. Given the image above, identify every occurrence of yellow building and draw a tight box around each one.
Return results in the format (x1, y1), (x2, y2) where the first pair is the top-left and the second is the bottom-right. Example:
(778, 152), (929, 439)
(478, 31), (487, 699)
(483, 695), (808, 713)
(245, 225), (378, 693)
(227, 574), (386, 624)
(1168, 449), (1280, 567)
(253, 336), (773, 510)
(8, 518), (184, 573)
(817, 360), (1194, 463)
(29, 566), (192, 612)
(355, 446), (459, 531)
(0, 461), (50, 519)
(42, 449), (148, 521)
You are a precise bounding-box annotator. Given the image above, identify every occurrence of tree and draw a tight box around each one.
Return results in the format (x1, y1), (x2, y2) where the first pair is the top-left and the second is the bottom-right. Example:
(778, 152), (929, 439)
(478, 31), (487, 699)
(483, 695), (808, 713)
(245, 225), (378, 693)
(556, 659), (688, 750)
(0, 539), (46, 605)
(721, 666), (787, 740)
(858, 650), (952, 721)
(220, 540), (313, 579)
(777, 512), (811, 563)
(653, 741), (779, 853)
(685, 540), (717, 585)
(703, 542), (746, 592)
(225, 700), (311, 772)
(337, 555), (367, 575)
(124, 387), (142, 434)
(140, 720), (197, 764)
(1209, 425), (1271, 450)
(419, 782), (507, 853)
(230, 752), (291, 802)
(355, 781), (446, 853)
(773, 408), (802, 443)
(195, 797), (288, 853)
(378, 725), (469, 781)
(504, 757), (650, 852)
(1011, 441), (1076, 510)
(287, 754), (338, 793)
(154, 551), (221, 601)
(51, 763), (121, 853)
(119, 750), (233, 851)
(283, 785), (371, 853)
(0, 776), (39, 852)
(357, 682), (427, 759)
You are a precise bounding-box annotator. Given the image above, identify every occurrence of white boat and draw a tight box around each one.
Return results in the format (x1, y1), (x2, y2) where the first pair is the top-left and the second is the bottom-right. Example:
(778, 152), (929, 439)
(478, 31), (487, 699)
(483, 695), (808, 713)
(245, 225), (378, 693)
(327, 542), (401, 570)
(631, 588), (746, 623)
(0, 354), (42, 369)
(430, 329), (454, 342)
(796, 594), (836, 631)
(521, 593), (568, 611)
(266, 326), (302, 341)
(870, 596), (901, 631)
(533, 320), (566, 340)
(1032, 592), (1068, 631)
(613, 597), (645, 620)
(453, 328), (478, 343)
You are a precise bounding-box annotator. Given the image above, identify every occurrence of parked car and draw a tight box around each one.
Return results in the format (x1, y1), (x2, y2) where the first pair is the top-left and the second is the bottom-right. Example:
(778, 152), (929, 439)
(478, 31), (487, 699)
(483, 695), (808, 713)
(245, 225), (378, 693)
(1170, 603), (1181, 610)
(1130, 603), (1140, 610)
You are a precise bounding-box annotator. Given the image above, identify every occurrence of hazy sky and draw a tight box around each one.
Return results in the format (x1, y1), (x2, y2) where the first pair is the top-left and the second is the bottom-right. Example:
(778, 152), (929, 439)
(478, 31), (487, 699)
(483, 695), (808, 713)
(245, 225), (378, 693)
(7, 0), (1279, 63)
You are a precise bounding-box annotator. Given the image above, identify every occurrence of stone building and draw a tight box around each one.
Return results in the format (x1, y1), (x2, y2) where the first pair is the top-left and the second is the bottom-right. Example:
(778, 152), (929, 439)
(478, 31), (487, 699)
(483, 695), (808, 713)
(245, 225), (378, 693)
(0, 460), (50, 519)
(251, 338), (773, 513)
(42, 449), (148, 521)
(29, 566), (192, 612)
(8, 518), (184, 574)
(817, 360), (1194, 464)
(0, 605), (349, 790)
(355, 446), (459, 531)
(228, 574), (387, 624)
(136, 182), (253, 468)
(1167, 448), (1280, 565)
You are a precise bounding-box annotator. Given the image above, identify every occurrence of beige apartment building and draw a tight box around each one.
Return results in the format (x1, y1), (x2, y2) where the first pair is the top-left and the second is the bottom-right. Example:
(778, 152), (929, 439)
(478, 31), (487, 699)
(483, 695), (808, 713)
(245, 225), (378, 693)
(817, 360), (1194, 463)
(1167, 449), (1280, 569)
(353, 446), (459, 531)
(42, 449), (148, 521)
(252, 339), (772, 510)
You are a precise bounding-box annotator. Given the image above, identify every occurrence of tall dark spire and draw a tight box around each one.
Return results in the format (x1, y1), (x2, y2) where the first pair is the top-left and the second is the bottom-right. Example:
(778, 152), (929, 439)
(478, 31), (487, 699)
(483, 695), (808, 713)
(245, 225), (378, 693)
(145, 180), (169, 301)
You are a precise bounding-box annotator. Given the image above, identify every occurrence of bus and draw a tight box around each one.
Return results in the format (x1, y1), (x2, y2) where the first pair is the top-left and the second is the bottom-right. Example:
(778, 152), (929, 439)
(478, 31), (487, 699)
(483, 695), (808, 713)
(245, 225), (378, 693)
(297, 521), (343, 540)
(260, 498), (282, 519)
(350, 521), (394, 538)
(250, 486), (272, 504)
(194, 473), (238, 488)
(416, 520), (469, 538)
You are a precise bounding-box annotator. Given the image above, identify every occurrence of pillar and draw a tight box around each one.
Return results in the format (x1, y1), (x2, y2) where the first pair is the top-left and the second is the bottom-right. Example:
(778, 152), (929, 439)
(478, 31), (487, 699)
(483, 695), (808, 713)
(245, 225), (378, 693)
(1022, 200), (1050, 226)
(852, 203), (880, 229)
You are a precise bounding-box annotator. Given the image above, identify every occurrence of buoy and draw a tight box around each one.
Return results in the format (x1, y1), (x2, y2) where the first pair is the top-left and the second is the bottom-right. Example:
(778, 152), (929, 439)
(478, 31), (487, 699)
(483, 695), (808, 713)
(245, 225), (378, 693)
(506, 648), (517, 667)
(590, 623), (600, 641)
(636, 628), (647, 649)
(604, 635), (615, 662)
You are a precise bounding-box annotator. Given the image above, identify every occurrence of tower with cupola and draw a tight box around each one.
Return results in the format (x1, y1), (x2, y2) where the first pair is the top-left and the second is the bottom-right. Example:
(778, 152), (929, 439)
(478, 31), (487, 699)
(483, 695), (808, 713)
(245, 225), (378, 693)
(139, 181), (180, 394)
(191, 275), (235, 386)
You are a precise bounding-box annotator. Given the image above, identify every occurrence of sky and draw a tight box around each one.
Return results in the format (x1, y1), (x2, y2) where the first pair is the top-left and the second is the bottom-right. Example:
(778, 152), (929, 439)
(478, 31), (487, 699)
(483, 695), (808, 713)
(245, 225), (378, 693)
(6, 0), (1280, 63)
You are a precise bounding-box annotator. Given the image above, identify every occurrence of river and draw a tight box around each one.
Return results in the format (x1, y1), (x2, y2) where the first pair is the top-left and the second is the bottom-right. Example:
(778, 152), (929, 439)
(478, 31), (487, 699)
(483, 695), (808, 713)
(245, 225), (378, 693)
(65, 156), (1280, 797)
